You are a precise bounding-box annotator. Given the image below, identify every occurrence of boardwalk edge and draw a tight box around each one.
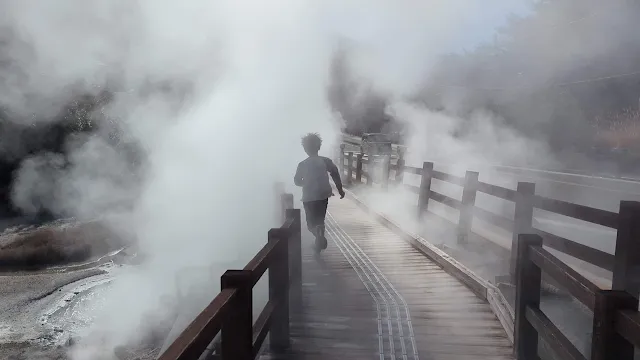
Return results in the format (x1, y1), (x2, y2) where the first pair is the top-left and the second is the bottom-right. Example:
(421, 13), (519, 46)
(344, 188), (515, 344)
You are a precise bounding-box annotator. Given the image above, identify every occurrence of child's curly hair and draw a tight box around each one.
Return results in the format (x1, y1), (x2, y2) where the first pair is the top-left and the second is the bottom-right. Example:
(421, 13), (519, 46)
(301, 133), (322, 153)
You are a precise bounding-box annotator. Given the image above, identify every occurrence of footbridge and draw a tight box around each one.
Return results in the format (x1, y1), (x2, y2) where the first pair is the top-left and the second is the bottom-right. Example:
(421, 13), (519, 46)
(157, 148), (640, 360)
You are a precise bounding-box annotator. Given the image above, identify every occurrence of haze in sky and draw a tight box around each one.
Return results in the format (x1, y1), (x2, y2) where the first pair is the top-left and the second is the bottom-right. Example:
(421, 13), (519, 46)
(451, 1), (533, 53)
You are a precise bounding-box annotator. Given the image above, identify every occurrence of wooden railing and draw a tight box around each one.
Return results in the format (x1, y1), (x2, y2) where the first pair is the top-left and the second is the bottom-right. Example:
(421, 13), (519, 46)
(337, 149), (640, 293)
(158, 193), (301, 360)
(337, 148), (640, 360)
(515, 234), (640, 360)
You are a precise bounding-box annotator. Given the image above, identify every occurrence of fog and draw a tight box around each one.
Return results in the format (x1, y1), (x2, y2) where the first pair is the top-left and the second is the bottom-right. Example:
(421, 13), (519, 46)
(4, 0), (621, 357)
(2, 0), (339, 357)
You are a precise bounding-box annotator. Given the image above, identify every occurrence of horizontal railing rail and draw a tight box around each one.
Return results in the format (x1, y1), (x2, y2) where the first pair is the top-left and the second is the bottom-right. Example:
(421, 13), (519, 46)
(341, 134), (640, 183)
(515, 234), (639, 360)
(337, 148), (640, 293)
(531, 195), (618, 229)
(158, 192), (301, 360)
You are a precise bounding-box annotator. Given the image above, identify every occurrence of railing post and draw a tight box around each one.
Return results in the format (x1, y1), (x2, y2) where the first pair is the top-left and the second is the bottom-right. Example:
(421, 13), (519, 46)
(287, 208), (302, 311)
(274, 183), (285, 222)
(355, 153), (363, 184)
(457, 171), (479, 244)
(417, 162), (434, 218)
(346, 152), (354, 186)
(366, 157), (373, 186)
(339, 144), (345, 179)
(221, 270), (253, 360)
(281, 193), (294, 224)
(510, 182), (536, 283)
(382, 155), (390, 190)
(612, 201), (640, 298)
(395, 152), (405, 184)
(268, 229), (290, 352)
(513, 234), (542, 360)
(590, 290), (637, 360)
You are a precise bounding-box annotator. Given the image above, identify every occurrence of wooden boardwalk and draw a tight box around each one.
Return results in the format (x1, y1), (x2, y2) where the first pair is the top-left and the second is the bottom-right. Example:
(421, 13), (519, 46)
(160, 154), (640, 360)
(259, 197), (513, 360)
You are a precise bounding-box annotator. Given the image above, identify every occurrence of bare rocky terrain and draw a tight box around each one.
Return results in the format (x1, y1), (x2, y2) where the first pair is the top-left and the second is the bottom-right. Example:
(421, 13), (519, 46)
(0, 218), (167, 360)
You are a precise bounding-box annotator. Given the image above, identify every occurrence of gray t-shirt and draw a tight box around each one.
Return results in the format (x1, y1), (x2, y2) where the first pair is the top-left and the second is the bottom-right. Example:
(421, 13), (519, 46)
(294, 156), (342, 202)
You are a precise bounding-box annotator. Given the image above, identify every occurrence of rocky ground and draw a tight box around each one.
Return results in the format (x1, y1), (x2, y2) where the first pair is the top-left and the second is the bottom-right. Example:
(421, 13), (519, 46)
(0, 260), (173, 360)
(0, 216), (171, 360)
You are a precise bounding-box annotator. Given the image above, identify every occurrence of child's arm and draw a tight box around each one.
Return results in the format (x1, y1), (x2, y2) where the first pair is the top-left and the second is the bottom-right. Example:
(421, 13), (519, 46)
(294, 162), (304, 187)
(324, 158), (345, 198)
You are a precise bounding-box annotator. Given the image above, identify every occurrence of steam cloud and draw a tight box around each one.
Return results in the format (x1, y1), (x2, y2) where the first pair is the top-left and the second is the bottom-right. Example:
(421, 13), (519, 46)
(0, 0), (551, 357)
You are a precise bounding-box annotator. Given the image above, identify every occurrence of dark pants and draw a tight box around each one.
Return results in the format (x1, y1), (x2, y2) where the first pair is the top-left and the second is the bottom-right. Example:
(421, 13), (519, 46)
(303, 199), (328, 234)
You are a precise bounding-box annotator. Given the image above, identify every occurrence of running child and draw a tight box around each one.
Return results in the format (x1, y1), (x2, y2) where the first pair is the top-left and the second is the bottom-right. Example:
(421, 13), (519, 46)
(294, 133), (345, 252)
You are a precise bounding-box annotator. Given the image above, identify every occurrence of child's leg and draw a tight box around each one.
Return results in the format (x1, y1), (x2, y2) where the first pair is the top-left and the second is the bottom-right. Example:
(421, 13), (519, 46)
(317, 199), (329, 233)
(312, 199), (329, 250)
(302, 201), (316, 233)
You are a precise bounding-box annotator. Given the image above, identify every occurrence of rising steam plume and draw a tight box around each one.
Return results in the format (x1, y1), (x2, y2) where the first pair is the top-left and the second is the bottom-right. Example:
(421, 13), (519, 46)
(0, 0), (577, 357)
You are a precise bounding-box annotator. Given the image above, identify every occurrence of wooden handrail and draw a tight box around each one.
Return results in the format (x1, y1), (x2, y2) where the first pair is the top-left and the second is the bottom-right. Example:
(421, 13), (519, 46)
(158, 192), (301, 360)
(533, 228), (615, 272)
(337, 148), (640, 359)
(432, 170), (465, 186)
(158, 289), (237, 360)
(338, 150), (640, 282)
(524, 306), (586, 360)
(473, 205), (514, 232)
(429, 190), (462, 209)
(528, 245), (598, 310)
(476, 180), (517, 201)
(532, 195), (618, 229)
(615, 309), (640, 347)
(514, 234), (639, 360)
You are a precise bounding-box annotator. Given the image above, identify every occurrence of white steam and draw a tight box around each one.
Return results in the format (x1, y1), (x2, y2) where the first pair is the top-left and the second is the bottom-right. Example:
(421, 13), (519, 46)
(0, 0), (540, 357)
(388, 101), (559, 170)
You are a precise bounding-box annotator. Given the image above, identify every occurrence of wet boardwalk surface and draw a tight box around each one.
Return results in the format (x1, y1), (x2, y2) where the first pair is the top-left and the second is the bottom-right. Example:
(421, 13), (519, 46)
(259, 198), (513, 360)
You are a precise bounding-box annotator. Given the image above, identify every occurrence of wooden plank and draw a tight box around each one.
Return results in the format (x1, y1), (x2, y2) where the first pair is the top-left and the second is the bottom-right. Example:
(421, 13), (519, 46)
(532, 195), (618, 229)
(345, 188), (520, 346)
(473, 206), (514, 232)
(615, 309), (640, 347)
(329, 198), (513, 359)
(514, 234), (542, 360)
(612, 201), (640, 296)
(404, 183), (420, 194)
(528, 246), (598, 310)
(525, 306), (586, 360)
(404, 165), (422, 175)
(261, 195), (515, 360)
(289, 326), (510, 343)
(432, 170), (466, 186)
(591, 290), (637, 360)
(476, 181), (517, 202)
(243, 240), (279, 286)
(253, 299), (277, 357)
(534, 228), (614, 271)
(430, 190), (462, 209)
(157, 289), (235, 360)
